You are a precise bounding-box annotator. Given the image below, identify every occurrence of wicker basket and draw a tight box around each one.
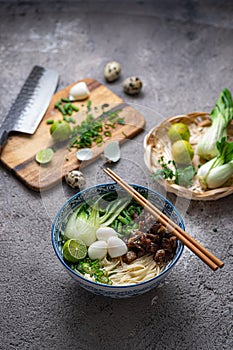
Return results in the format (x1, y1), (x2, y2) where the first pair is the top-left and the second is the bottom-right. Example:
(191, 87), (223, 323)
(144, 112), (233, 200)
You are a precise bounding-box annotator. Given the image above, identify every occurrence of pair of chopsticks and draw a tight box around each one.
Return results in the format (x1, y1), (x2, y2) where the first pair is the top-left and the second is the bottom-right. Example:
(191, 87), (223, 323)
(104, 168), (224, 271)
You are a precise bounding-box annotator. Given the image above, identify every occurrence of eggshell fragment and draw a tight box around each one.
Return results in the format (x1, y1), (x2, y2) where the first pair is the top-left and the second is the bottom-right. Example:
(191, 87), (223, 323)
(69, 82), (90, 101)
(96, 227), (117, 242)
(103, 141), (121, 163)
(76, 148), (93, 161)
(107, 236), (128, 258)
(88, 240), (108, 260)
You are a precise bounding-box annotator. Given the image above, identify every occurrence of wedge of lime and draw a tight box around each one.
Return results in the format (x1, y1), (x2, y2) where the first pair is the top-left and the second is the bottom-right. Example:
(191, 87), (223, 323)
(63, 239), (87, 263)
(35, 148), (54, 164)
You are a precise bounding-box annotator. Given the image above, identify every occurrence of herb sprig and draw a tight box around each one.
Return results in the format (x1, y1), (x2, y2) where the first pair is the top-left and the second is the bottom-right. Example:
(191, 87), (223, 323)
(151, 156), (196, 187)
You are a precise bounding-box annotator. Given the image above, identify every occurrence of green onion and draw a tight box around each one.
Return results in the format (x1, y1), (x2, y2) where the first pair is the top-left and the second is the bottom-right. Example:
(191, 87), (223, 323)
(104, 131), (112, 137)
(46, 119), (54, 124)
(118, 215), (129, 225)
(61, 97), (71, 103)
(87, 100), (91, 111)
(71, 104), (79, 112)
(56, 104), (66, 116)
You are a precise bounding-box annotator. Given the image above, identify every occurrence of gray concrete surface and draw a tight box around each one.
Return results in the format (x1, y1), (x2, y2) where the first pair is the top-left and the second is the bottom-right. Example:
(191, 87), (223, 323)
(0, 1), (233, 349)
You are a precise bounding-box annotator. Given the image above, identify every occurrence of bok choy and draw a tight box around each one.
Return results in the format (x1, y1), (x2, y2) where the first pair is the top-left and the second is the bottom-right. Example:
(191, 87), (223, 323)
(197, 137), (233, 189)
(197, 88), (233, 160)
(64, 196), (130, 246)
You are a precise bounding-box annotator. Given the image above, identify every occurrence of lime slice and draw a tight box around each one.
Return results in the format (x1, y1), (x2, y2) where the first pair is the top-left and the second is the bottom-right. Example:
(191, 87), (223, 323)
(63, 239), (87, 263)
(35, 148), (54, 164)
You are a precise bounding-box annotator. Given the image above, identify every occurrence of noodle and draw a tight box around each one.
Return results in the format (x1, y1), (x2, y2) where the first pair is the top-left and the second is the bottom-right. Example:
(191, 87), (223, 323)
(101, 255), (167, 285)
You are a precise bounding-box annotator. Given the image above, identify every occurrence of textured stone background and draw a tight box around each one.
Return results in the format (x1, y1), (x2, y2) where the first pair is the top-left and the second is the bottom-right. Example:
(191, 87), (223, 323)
(0, 1), (232, 349)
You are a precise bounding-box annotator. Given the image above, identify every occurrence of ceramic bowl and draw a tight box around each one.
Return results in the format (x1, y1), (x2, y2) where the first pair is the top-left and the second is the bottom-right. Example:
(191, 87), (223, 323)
(51, 183), (184, 298)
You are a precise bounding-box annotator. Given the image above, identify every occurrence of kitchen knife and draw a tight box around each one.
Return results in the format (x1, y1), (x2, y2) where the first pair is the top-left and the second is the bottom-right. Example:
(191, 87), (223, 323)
(0, 66), (59, 154)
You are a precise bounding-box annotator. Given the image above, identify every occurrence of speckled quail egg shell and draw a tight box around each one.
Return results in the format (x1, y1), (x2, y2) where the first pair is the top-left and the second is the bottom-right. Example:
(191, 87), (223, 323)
(123, 76), (142, 95)
(104, 61), (121, 82)
(65, 170), (86, 189)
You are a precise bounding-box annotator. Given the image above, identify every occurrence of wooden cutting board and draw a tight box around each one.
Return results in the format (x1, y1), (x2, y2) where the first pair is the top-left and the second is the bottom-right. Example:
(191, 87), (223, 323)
(0, 78), (145, 191)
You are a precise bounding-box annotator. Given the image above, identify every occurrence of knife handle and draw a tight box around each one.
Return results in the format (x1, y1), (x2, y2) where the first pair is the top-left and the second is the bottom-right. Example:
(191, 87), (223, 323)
(0, 128), (9, 156)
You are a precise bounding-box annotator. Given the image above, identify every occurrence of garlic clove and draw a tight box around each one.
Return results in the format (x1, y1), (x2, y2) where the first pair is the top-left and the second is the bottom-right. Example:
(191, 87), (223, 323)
(96, 227), (117, 242)
(76, 148), (93, 161)
(103, 141), (121, 163)
(88, 240), (108, 260)
(69, 82), (90, 101)
(107, 236), (127, 258)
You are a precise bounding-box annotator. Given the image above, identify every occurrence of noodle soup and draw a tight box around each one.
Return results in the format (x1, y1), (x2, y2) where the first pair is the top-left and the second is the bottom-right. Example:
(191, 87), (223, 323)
(52, 183), (184, 298)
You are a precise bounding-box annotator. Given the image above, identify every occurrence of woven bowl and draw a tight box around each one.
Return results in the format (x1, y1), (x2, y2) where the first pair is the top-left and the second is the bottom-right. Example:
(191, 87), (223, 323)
(144, 112), (233, 201)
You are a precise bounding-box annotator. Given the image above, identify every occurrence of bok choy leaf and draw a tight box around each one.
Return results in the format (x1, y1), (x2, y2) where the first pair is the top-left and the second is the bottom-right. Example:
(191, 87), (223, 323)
(64, 196), (130, 246)
(197, 137), (233, 189)
(197, 88), (233, 160)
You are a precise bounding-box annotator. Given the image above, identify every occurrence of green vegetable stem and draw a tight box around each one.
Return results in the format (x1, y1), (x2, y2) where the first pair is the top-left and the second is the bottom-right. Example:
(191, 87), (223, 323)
(64, 196), (130, 246)
(197, 137), (233, 189)
(197, 88), (233, 160)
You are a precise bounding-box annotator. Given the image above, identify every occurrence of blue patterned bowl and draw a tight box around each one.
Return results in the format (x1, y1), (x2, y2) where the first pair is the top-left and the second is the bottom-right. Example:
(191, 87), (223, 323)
(51, 183), (184, 298)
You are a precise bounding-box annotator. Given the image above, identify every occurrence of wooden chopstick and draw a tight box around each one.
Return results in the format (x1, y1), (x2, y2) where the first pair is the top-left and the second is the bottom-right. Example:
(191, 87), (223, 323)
(104, 167), (224, 271)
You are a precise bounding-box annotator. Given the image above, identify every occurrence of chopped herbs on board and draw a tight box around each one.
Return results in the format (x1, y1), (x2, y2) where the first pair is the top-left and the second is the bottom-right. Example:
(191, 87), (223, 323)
(51, 98), (124, 149)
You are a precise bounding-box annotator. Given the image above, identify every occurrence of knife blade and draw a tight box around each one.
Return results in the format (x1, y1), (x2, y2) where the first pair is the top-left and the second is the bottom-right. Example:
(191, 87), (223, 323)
(0, 66), (59, 154)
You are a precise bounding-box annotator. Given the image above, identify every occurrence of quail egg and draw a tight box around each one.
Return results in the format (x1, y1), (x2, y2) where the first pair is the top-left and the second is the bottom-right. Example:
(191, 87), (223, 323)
(104, 61), (121, 82)
(65, 170), (86, 190)
(123, 76), (142, 95)
(107, 236), (128, 258)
